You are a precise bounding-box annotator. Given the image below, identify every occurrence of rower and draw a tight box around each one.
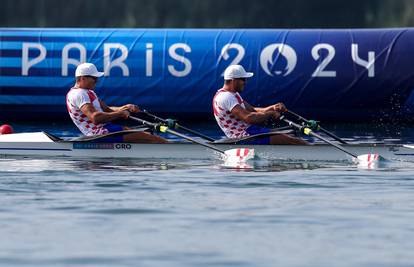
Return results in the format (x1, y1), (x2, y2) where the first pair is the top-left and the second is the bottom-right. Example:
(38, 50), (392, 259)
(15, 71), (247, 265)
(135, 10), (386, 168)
(66, 63), (167, 143)
(212, 65), (307, 145)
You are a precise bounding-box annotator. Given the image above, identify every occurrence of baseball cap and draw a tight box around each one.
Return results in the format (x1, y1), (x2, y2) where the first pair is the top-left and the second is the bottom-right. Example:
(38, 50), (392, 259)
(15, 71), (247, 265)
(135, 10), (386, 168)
(224, 65), (254, 80)
(75, 63), (104, 77)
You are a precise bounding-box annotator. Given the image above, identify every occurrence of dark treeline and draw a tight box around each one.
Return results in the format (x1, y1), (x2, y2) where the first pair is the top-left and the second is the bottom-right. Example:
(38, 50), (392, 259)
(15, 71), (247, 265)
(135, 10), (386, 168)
(1, 0), (413, 28)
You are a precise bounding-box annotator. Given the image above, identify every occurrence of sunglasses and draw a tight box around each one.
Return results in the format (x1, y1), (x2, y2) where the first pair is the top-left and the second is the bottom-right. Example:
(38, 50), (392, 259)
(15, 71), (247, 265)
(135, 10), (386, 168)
(235, 78), (247, 82)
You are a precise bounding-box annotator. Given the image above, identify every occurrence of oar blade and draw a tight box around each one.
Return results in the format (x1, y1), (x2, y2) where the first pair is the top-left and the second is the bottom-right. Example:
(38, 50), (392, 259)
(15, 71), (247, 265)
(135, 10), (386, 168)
(354, 153), (386, 168)
(224, 148), (256, 162)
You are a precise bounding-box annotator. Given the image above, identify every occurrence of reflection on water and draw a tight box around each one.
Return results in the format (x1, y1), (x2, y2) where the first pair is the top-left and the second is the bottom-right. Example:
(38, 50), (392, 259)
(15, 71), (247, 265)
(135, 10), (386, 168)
(0, 156), (398, 174)
(0, 156), (348, 173)
(0, 157), (198, 172)
(221, 159), (336, 172)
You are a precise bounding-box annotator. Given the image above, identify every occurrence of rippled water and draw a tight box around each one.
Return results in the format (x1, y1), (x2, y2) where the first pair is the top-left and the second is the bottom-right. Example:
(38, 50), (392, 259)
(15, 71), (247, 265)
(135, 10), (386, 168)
(1, 122), (414, 266)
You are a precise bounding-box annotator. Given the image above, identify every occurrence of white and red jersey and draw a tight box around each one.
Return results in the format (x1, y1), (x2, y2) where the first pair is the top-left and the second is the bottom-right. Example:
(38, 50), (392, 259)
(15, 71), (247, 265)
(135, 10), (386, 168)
(66, 87), (108, 136)
(212, 88), (251, 138)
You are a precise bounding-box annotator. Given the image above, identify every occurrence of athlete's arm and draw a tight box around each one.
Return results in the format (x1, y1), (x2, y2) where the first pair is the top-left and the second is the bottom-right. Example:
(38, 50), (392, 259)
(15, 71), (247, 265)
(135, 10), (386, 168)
(243, 101), (256, 112)
(231, 104), (280, 124)
(109, 104), (140, 113)
(99, 100), (114, 112)
(81, 103), (129, 124)
(254, 102), (287, 113)
(100, 101), (140, 113)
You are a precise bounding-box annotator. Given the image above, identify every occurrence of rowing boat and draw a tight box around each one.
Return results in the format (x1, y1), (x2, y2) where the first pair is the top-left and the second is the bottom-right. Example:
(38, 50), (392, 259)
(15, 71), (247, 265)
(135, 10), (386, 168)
(1, 131), (413, 162)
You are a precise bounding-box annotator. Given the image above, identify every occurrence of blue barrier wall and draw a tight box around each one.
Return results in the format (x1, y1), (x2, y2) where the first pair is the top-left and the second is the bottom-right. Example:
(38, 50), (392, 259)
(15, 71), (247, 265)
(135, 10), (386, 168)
(1, 28), (414, 121)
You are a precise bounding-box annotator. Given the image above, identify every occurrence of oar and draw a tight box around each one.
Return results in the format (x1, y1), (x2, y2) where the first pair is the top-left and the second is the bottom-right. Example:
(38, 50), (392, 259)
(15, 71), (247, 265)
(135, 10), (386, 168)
(141, 110), (215, 142)
(281, 116), (383, 166)
(129, 115), (255, 162)
(287, 110), (348, 144)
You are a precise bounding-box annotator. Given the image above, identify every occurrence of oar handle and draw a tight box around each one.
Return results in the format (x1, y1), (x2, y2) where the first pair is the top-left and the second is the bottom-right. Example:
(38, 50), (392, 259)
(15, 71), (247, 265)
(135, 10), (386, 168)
(129, 116), (225, 155)
(282, 117), (358, 159)
(286, 110), (307, 122)
(142, 110), (215, 142)
(287, 110), (348, 144)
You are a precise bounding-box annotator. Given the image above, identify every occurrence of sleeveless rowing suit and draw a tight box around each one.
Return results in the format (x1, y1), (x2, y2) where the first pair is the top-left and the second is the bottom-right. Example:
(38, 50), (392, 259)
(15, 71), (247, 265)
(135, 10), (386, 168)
(66, 87), (122, 136)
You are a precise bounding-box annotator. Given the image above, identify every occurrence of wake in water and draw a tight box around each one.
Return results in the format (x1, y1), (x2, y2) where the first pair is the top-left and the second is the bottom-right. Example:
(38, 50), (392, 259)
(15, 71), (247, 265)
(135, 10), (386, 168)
(2, 154), (414, 174)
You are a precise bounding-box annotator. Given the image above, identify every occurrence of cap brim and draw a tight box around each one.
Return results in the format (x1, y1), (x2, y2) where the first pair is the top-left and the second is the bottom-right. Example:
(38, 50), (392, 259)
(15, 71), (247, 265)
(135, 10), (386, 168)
(243, 72), (254, 78)
(92, 72), (105, 77)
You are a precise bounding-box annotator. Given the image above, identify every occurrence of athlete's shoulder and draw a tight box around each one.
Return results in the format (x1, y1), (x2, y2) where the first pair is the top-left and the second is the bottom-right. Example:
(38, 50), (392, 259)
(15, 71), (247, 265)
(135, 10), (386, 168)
(214, 89), (236, 100)
(68, 87), (87, 95)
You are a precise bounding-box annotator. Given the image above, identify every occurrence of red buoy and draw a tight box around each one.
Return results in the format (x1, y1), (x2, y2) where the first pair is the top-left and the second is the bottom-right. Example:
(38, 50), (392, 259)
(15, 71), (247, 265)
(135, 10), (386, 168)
(0, 124), (14, 134)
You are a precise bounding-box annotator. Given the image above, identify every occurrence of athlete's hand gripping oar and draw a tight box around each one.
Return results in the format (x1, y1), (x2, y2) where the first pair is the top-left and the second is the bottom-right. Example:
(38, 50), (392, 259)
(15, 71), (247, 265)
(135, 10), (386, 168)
(141, 110), (215, 142)
(287, 110), (348, 144)
(281, 116), (384, 167)
(129, 115), (255, 163)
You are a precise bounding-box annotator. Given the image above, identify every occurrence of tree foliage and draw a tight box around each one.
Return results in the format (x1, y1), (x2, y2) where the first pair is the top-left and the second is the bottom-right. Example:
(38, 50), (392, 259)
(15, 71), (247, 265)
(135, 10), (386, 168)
(0, 0), (413, 28)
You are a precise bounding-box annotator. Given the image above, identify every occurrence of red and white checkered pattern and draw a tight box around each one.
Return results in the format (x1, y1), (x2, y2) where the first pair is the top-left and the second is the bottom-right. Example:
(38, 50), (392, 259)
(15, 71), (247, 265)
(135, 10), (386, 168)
(66, 88), (108, 136)
(212, 88), (251, 138)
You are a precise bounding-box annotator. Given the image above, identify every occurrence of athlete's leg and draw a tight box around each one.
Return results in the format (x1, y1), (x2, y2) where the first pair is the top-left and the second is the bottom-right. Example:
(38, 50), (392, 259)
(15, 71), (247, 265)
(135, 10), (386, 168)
(269, 134), (308, 145)
(122, 131), (168, 143)
(103, 124), (168, 143)
(246, 125), (308, 145)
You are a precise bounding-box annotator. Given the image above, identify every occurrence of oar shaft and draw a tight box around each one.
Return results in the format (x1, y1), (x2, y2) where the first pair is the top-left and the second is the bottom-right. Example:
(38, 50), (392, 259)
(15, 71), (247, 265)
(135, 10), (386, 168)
(175, 124), (215, 142)
(129, 115), (158, 128)
(287, 110), (347, 144)
(287, 110), (307, 122)
(283, 118), (358, 159)
(129, 116), (225, 155)
(320, 129), (347, 144)
(142, 110), (215, 142)
(141, 110), (165, 123)
(308, 130), (357, 158)
(165, 128), (225, 154)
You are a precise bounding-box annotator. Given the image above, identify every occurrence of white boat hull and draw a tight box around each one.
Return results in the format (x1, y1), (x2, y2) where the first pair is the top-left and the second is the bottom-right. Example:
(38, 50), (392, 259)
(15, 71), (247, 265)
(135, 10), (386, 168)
(0, 132), (413, 162)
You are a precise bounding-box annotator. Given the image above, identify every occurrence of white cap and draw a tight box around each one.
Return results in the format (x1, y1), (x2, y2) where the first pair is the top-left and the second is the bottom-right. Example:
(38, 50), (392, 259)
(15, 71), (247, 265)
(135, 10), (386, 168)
(223, 65), (254, 80)
(75, 63), (104, 77)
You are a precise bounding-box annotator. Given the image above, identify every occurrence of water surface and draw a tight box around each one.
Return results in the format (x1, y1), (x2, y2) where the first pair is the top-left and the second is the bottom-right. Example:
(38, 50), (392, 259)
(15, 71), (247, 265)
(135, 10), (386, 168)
(0, 122), (414, 266)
